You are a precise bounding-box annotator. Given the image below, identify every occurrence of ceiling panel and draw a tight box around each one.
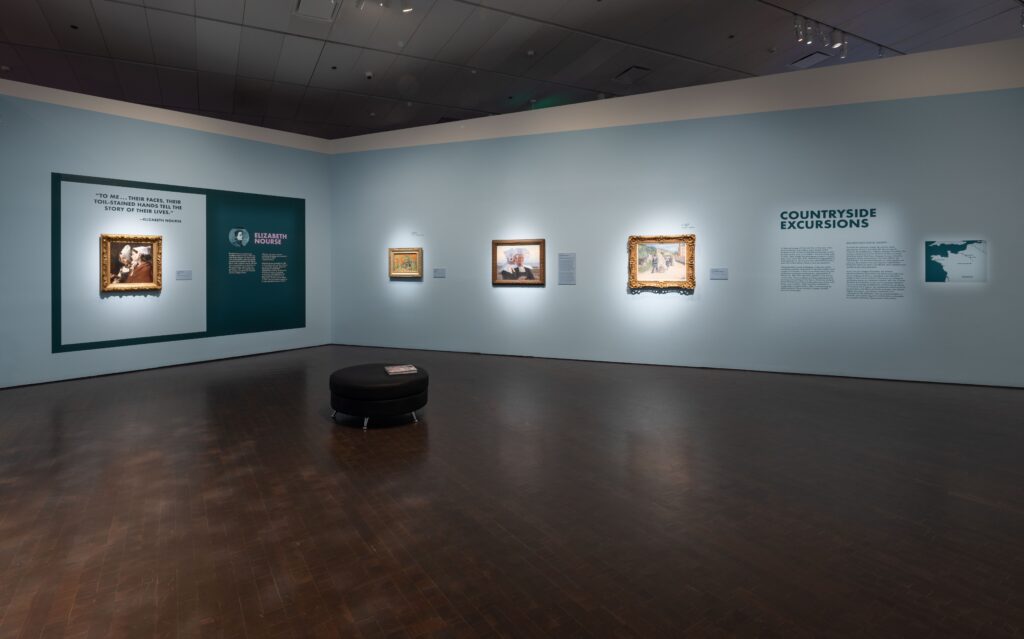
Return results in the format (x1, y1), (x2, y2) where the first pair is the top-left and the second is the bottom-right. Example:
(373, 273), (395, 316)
(274, 35), (324, 84)
(559, 0), (698, 42)
(839, 0), (1011, 47)
(196, 0), (244, 22)
(348, 95), (398, 129)
(477, 0), (570, 21)
(523, 32), (601, 83)
(197, 70), (235, 111)
(14, 46), (80, 91)
(147, 9), (197, 68)
(297, 86), (336, 122)
(546, 38), (623, 87)
(233, 76), (272, 115)
(236, 27), (284, 80)
(115, 60), (163, 104)
(37, 0), (108, 56)
(401, 0), (474, 58)
(467, 15), (540, 72)
(371, 55), (429, 100)
(898, 3), (1023, 52)
(0, 44), (34, 83)
(0, 0), (60, 48)
(326, 2), (384, 48)
(196, 18), (241, 74)
(396, 59), (459, 103)
(67, 54), (123, 99)
(158, 67), (199, 108)
(93, 0), (154, 63)
(266, 81), (306, 118)
(434, 6), (509, 64)
(486, 23), (567, 76)
(308, 42), (363, 88)
(146, 0), (196, 13)
(243, 0), (293, 31)
(347, 48), (399, 92)
(363, 0), (437, 53)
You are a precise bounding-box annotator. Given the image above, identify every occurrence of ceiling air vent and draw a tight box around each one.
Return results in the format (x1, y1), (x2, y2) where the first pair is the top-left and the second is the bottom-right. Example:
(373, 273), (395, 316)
(788, 51), (832, 69)
(294, 0), (341, 22)
(613, 65), (652, 86)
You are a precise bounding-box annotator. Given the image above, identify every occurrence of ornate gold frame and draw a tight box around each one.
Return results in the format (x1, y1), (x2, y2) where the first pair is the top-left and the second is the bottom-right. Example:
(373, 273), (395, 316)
(388, 247), (423, 278)
(100, 234), (163, 293)
(628, 234), (696, 290)
(492, 239), (546, 285)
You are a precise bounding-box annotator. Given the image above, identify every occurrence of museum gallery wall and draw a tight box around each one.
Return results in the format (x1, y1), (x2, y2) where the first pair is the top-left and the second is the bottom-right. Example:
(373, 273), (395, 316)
(0, 94), (332, 388)
(329, 86), (1024, 388)
(2, 40), (1023, 389)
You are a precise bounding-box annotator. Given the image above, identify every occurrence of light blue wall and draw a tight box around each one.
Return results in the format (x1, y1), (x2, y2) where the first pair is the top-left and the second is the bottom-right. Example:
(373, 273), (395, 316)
(330, 88), (1024, 387)
(0, 96), (332, 387)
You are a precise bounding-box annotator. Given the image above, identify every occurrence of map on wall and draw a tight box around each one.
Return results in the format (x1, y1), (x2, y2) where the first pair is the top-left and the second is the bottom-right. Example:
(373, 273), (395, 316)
(925, 241), (987, 283)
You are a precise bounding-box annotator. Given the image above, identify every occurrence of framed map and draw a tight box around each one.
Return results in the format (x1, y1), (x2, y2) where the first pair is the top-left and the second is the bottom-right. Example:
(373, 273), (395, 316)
(925, 241), (987, 283)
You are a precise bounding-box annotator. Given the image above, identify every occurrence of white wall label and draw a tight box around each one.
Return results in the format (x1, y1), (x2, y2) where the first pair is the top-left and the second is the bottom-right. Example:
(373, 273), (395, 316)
(433, 268), (447, 279)
(176, 270), (193, 280)
(710, 268), (728, 280)
(558, 253), (576, 285)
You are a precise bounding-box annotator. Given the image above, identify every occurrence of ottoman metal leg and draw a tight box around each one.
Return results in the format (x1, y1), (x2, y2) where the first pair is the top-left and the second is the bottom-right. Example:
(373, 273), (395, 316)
(412, 411), (418, 423)
(363, 417), (369, 430)
(331, 410), (337, 420)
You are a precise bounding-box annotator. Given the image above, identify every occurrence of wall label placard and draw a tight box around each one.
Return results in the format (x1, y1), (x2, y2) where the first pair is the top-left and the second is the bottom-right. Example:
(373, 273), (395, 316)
(558, 252), (576, 285)
(176, 270), (193, 281)
(433, 268), (447, 279)
(710, 268), (729, 280)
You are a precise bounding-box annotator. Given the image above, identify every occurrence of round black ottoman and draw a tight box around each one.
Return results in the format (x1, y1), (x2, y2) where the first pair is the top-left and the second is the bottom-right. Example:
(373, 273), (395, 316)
(329, 363), (428, 429)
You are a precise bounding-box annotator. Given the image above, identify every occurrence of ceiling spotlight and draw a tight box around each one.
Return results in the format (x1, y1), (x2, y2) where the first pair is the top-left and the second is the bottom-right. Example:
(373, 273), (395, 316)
(399, 0), (412, 11)
(877, 45), (884, 58)
(840, 36), (848, 59)
(354, 0), (365, 8)
(794, 16), (805, 43)
(831, 29), (843, 48)
(822, 29), (832, 48)
(805, 21), (815, 45)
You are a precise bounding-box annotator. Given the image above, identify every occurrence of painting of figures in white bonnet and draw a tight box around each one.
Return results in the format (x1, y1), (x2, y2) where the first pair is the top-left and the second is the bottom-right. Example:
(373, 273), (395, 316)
(492, 239), (545, 285)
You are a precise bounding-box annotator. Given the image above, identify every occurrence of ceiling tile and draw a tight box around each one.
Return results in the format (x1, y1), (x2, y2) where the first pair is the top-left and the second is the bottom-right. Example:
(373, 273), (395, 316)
(327, 2), (384, 48)
(197, 71), (235, 112)
(0, 44), (34, 83)
(196, 18), (240, 74)
(546, 39), (623, 87)
(236, 27), (283, 80)
(67, 54), (123, 99)
(114, 60), (163, 104)
(0, 0), (59, 48)
(371, 55), (428, 100)
(479, 0), (570, 21)
(145, 0), (196, 13)
(37, 0), (108, 56)
(487, 23), (567, 76)
(14, 46), (80, 91)
(434, 6), (509, 65)
(523, 32), (601, 82)
(363, 0), (436, 53)
(196, 0), (244, 23)
(898, 2), (1023, 52)
(233, 76), (272, 115)
(273, 35), (323, 85)
(243, 0), (291, 30)
(401, 0), (473, 58)
(158, 67), (199, 108)
(349, 48), (398, 90)
(308, 42), (363, 89)
(93, 0), (154, 63)
(266, 81), (306, 118)
(468, 15), (540, 72)
(391, 59), (458, 103)
(147, 9), (197, 68)
(297, 86), (336, 122)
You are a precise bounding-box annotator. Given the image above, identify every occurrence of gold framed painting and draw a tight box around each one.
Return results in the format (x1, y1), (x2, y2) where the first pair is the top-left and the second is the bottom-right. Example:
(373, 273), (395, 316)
(389, 247), (423, 278)
(628, 234), (695, 290)
(100, 234), (163, 293)
(492, 239), (545, 285)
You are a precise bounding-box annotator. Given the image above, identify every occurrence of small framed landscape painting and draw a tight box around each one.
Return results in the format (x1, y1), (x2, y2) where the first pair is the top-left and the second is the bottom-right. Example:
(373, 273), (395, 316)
(389, 247), (423, 278)
(628, 234), (695, 290)
(100, 234), (163, 293)
(492, 239), (545, 285)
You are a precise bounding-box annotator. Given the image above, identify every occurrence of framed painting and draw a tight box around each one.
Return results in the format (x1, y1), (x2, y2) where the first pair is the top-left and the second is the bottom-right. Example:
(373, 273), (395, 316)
(389, 247), (423, 278)
(100, 234), (163, 293)
(628, 234), (695, 290)
(492, 239), (545, 285)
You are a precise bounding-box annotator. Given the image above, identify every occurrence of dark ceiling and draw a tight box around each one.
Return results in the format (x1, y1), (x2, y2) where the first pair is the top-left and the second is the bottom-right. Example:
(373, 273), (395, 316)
(1, 0), (1021, 140)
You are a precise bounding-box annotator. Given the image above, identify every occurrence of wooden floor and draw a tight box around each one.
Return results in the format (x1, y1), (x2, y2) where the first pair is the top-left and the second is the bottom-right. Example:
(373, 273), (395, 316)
(1, 346), (1022, 638)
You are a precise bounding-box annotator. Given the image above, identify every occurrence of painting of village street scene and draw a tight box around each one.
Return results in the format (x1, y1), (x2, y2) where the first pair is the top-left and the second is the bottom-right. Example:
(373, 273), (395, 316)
(628, 234), (695, 290)
(389, 247), (423, 278)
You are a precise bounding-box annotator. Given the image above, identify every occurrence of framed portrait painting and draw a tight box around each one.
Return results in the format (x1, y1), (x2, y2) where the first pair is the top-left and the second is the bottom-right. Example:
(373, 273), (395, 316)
(100, 234), (163, 293)
(628, 234), (695, 290)
(389, 247), (423, 278)
(492, 239), (545, 285)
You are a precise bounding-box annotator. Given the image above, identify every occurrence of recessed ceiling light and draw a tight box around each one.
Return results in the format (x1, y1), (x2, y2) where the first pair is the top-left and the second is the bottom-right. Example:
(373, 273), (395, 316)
(70, 24), (79, 30)
(330, 65), (337, 70)
(831, 29), (843, 48)
(400, 0), (413, 12)
(526, 49), (535, 56)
